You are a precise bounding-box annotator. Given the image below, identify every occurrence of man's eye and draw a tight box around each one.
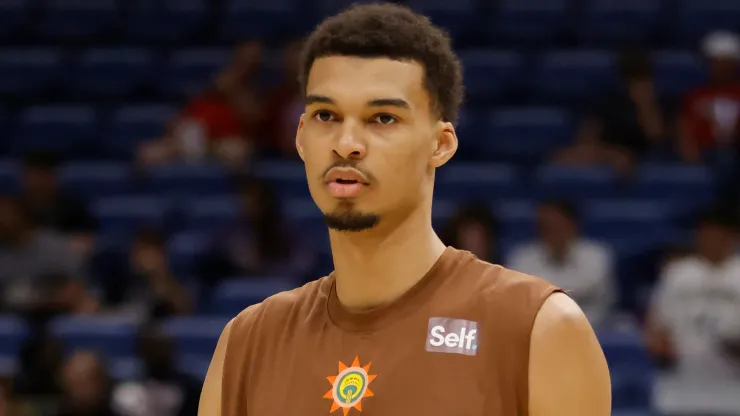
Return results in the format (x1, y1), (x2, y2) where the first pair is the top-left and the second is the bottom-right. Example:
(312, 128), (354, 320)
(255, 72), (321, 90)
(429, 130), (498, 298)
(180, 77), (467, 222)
(313, 111), (335, 122)
(373, 114), (397, 125)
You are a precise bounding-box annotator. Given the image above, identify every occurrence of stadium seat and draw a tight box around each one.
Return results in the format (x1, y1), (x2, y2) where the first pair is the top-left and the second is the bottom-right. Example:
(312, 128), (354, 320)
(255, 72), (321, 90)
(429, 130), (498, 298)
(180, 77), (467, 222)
(159, 49), (230, 97)
(674, 0), (740, 43)
(633, 164), (716, 206)
(652, 51), (705, 98)
(209, 277), (299, 315)
(0, 315), (29, 357)
(183, 196), (240, 231)
(219, 0), (300, 40)
(0, 0), (32, 39)
(583, 200), (672, 249)
(599, 330), (654, 410)
(405, 0), (477, 39)
(49, 315), (139, 358)
(60, 162), (132, 199)
(496, 199), (538, 242)
(68, 48), (155, 98)
(459, 50), (523, 104)
(436, 163), (523, 201)
(535, 165), (619, 200)
(168, 231), (209, 273)
(125, 0), (207, 42)
(11, 106), (97, 157)
(484, 107), (573, 161)
(160, 316), (230, 356)
(145, 163), (232, 196)
(253, 160), (311, 200)
(93, 196), (169, 234)
(106, 104), (176, 158)
(0, 159), (18, 194)
(0, 49), (61, 96)
(529, 50), (616, 104)
(490, 0), (570, 45)
(37, 0), (119, 39)
(577, 0), (663, 46)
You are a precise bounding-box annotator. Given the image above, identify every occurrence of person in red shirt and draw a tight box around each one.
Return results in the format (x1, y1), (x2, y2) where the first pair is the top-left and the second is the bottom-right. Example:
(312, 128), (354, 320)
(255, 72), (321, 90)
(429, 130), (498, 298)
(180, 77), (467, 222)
(680, 31), (740, 163)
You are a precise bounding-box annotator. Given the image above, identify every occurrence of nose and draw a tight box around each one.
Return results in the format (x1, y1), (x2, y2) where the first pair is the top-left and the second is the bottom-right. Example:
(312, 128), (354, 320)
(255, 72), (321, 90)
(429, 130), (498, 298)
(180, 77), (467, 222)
(333, 121), (366, 160)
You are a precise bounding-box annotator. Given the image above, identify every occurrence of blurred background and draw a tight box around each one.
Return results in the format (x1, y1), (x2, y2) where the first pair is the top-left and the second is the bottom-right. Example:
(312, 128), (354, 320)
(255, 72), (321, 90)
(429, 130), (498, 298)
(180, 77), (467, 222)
(0, 0), (739, 415)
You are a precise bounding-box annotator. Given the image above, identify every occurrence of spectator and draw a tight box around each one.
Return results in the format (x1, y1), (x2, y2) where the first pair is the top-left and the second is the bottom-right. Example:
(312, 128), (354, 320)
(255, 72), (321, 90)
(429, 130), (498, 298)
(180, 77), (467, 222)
(259, 38), (304, 157)
(199, 175), (314, 284)
(554, 49), (666, 175)
(95, 229), (192, 320)
(20, 152), (97, 257)
(507, 199), (615, 329)
(12, 331), (64, 415)
(138, 41), (264, 168)
(645, 210), (740, 379)
(112, 325), (200, 416)
(441, 202), (499, 263)
(679, 31), (740, 163)
(55, 351), (119, 416)
(0, 196), (96, 316)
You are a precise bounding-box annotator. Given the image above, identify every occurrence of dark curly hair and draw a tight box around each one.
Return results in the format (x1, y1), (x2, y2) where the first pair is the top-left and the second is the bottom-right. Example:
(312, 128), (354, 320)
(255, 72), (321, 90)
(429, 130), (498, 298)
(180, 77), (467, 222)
(299, 2), (464, 124)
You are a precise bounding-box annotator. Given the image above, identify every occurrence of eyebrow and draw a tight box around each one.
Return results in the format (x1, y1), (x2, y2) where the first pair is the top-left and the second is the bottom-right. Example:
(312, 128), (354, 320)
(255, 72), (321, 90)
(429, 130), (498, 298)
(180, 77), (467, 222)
(305, 94), (410, 109)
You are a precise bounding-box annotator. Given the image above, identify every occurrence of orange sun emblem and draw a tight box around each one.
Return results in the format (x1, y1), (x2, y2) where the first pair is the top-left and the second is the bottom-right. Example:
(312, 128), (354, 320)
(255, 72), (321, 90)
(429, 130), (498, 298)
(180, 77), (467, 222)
(323, 356), (377, 415)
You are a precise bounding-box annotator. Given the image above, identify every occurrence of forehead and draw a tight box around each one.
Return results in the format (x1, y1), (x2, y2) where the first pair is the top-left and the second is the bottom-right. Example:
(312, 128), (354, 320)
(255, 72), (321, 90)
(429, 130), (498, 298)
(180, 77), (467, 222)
(306, 56), (429, 109)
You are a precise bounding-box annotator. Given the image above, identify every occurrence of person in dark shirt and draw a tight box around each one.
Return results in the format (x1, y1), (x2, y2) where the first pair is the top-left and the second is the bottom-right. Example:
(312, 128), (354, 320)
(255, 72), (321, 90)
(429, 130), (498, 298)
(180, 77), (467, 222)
(55, 351), (120, 416)
(441, 202), (499, 264)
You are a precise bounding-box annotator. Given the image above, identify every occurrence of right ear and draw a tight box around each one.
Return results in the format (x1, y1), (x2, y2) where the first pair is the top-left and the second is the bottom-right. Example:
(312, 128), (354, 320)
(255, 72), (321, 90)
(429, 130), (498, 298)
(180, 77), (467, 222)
(295, 114), (306, 161)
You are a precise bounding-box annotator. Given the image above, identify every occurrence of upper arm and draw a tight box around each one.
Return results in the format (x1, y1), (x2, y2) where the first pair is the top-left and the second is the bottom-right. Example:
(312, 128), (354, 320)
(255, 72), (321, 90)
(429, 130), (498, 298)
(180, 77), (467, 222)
(199, 319), (234, 416)
(528, 292), (611, 416)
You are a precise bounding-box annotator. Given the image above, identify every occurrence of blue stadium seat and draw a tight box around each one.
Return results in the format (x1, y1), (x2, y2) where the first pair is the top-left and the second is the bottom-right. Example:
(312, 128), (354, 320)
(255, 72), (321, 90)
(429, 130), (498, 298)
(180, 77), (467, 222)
(652, 51), (706, 98)
(160, 49), (230, 97)
(93, 196), (169, 234)
(161, 316), (230, 356)
(459, 50), (523, 104)
(125, 0), (207, 41)
(106, 104), (176, 158)
(209, 277), (298, 315)
(535, 165), (619, 200)
(60, 162), (132, 199)
(496, 199), (537, 242)
(599, 331), (653, 410)
(0, 315), (29, 357)
(145, 163), (232, 196)
(583, 200), (672, 249)
(168, 231), (209, 273)
(11, 106), (97, 157)
(633, 164), (716, 206)
(0, 0), (32, 39)
(529, 50), (616, 104)
(436, 163), (523, 201)
(484, 107), (573, 161)
(37, 0), (119, 39)
(183, 196), (240, 231)
(0, 160), (19, 194)
(68, 48), (154, 98)
(675, 0), (740, 43)
(405, 0), (476, 39)
(490, 0), (570, 44)
(0, 49), (61, 95)
(577, 0), (663, 46)
(49, 316), (138, 358)
(253, 160), (310, 200)
(220, 0), (300, 40)
(108, 357), (142, 380)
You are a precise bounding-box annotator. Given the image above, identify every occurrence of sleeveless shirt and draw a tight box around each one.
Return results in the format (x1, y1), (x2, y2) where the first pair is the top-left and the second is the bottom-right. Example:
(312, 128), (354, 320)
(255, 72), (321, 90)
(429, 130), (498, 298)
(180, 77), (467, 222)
(221, 247), (561, 416)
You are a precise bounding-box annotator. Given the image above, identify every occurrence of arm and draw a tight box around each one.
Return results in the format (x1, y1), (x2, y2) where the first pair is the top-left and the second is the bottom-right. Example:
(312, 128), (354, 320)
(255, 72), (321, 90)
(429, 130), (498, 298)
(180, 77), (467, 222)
(528, 292), (611, 416)
(199, 319), (234, 416)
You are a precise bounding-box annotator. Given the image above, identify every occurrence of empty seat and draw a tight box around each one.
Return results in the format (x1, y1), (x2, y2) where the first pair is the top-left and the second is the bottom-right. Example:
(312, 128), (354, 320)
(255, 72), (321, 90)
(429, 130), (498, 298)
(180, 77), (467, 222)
(183, 197), (240, 231)
(583, 200), (672, 244)
(633, 164), (716, 204)
(160, 316), (230, 356)
(160, 49), (230, 97)
(37, 0), (119, 39)
(436, 163), (523, 201)
(405, 0), (476, 39)
(60, 162), (132, 199)
(220, 0), (300, 40)
(106, 104), (176, 158)
(484, 108), (573, 160)
(490, 0), (570, 44)
(675, 0), (740, 43)
(529, 50), (615, 103)
(460, 50), (523, 104)
(12, 106), (97, 156)
(0, 315), (29, 357)
(577, 0), (662, 45)
(68, 48), (154, 98)
(125, 0), (207, 41)
(0, 160), (19, 194)
(599, 330), (653, 410)
(0, 49), (61, 95)
(253, 160), (310, 199)
(496, 199), (538, 242)
(93, 196), (169, 234)
(168, 231), (208, 273)
(652, 51), (705, 97)
(209, 277), (298, 315)
(0, 0), (32, 38)
(49, 316), (138, 358)
(145, 163), (232, 195)
(535, 165), (619, 200)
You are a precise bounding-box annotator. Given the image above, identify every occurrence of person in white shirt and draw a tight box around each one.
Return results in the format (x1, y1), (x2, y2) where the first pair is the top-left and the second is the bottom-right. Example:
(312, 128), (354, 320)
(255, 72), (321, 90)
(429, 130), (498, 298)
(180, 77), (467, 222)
(507, 199), (615, 329)
(646, 210), (740, 380)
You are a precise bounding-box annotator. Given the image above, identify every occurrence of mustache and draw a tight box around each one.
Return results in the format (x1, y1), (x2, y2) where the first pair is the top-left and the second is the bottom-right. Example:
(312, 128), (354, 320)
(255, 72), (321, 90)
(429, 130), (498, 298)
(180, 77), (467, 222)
(321, 161), (375, 183)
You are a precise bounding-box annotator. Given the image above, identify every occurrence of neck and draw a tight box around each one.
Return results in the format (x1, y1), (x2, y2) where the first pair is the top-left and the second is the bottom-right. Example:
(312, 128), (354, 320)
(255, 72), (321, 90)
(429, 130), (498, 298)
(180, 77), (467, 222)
(328, 203), (447, 311)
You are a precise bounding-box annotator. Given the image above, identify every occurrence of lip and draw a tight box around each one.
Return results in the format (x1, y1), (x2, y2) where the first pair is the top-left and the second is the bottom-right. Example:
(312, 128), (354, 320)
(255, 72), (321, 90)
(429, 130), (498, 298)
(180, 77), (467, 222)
(324, 167), (369, 198)
(324, 167), (369, 184)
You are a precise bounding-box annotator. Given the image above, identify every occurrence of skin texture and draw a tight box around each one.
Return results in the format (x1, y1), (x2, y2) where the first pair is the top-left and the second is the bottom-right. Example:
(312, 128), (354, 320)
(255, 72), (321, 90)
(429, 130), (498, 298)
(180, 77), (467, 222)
(199, 56), (611, 415)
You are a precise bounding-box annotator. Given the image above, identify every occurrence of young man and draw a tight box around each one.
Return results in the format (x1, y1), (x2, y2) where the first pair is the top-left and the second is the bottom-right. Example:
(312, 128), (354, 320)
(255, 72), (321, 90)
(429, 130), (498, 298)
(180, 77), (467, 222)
(199, 4), (610, 415)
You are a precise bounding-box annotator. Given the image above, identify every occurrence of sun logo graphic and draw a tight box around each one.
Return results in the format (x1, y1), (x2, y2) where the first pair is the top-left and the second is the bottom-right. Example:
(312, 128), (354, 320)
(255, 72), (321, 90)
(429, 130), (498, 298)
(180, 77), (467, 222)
(323, 356), (376, 415)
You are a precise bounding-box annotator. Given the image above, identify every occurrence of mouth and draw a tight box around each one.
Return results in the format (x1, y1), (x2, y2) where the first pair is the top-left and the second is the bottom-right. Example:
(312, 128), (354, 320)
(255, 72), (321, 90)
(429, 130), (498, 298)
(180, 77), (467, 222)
(324, 168), (369, 198)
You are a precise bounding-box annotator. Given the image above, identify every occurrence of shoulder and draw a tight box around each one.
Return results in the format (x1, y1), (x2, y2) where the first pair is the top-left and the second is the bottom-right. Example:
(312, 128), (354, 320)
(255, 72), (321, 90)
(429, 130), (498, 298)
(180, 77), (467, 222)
(577, 239), (612, 258)
(660, 256), (706, 287)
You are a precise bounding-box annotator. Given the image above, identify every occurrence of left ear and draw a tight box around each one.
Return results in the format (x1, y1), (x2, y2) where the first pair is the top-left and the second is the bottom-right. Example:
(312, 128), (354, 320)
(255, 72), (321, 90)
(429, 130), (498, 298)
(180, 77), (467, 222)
(429, 121), (458, 168)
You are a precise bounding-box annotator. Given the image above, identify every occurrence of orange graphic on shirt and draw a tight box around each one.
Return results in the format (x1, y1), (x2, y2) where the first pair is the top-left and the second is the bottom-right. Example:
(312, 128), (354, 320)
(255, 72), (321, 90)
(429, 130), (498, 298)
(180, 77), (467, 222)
(323, 356), (376, 415)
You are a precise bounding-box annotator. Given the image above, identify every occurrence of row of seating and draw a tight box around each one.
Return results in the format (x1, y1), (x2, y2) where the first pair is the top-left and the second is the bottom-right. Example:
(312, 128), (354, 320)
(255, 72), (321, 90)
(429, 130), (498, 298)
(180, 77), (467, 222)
(0, 48), (707, 101)
(0, 0), (737, 44)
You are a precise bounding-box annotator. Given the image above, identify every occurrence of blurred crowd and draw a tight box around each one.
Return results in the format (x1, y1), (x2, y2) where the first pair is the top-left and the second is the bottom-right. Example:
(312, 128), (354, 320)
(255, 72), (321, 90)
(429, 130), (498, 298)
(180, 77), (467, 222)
(0, 2), (739, 415)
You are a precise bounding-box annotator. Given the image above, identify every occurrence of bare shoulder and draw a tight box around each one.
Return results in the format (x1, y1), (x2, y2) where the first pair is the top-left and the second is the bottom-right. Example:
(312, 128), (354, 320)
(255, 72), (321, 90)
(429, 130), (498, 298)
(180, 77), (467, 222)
(528, 293), (611, 416)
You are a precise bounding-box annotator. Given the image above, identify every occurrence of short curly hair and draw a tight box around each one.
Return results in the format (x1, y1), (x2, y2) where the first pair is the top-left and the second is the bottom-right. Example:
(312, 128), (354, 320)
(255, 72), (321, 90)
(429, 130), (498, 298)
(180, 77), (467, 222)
(299, 2), (463, 124)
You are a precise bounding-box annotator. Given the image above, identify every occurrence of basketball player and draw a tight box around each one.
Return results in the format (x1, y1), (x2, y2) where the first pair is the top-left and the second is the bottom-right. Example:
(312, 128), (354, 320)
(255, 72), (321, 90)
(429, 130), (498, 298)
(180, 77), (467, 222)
(200, 4), (611, 415)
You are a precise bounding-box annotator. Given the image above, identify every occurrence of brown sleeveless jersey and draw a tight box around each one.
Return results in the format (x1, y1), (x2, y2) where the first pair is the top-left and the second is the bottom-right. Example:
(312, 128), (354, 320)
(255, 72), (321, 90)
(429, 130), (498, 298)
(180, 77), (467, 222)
(221, 247), (561, 416)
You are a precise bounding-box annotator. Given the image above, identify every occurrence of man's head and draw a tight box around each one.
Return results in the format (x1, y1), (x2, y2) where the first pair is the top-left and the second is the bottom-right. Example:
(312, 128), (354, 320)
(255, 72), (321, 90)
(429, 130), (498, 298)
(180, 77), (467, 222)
(296, 3), (463, 232)
(537, 199), (580, 255)
(702, 31), (740, 84)
(21, 151), (60, 200)
(696, 209), (737, 263)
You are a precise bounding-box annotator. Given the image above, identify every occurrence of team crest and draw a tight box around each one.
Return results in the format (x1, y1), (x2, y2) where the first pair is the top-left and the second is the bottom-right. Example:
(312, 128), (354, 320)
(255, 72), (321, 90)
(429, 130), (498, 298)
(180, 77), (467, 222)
(323, 356), (376, 415)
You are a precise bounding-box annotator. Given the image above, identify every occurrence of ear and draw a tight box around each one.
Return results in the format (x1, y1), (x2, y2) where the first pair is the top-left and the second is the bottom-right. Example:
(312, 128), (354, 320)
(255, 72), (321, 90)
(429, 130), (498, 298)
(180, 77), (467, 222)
(295, 114), (306, 161)
(429, 121), (458, 168)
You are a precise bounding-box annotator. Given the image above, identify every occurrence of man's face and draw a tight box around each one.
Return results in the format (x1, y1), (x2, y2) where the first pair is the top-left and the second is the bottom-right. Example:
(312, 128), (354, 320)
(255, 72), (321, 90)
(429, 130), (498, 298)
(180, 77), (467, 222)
(23, 167), (57, 198)
(296, 56), (456, 231)
(537, 205), (577, 251)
